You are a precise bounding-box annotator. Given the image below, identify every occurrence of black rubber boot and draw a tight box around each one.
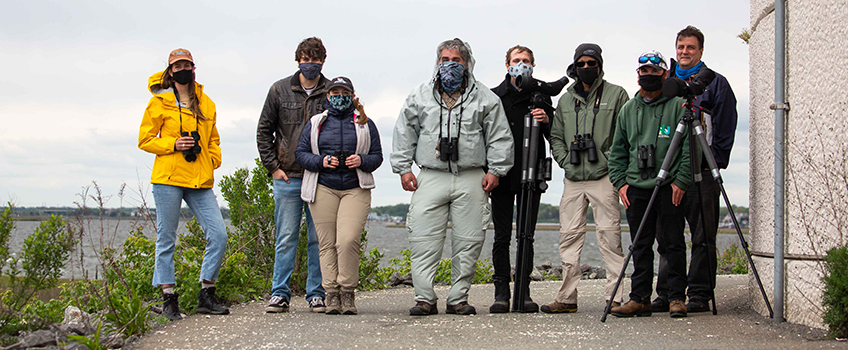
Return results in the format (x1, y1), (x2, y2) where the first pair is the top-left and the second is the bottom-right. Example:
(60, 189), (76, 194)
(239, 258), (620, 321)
(162, 292), (182, 321)
(196, 286), (230, 315)
(489, 279), (511, 313)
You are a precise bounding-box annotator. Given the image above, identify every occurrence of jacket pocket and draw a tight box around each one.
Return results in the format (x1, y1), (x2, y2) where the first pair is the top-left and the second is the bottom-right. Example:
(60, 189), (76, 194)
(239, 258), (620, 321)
(280, 101), (303, 124)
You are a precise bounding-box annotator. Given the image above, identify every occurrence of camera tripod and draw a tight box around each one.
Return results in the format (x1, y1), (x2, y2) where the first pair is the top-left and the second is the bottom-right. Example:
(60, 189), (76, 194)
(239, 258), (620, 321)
(600, 96), (773, 322)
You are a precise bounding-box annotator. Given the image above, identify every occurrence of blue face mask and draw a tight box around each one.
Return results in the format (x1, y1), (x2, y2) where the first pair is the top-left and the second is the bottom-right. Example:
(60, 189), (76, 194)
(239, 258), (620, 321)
(327, 94), (353, 111)
(439, 61), (466, 93)
(299, 62), (323, 80)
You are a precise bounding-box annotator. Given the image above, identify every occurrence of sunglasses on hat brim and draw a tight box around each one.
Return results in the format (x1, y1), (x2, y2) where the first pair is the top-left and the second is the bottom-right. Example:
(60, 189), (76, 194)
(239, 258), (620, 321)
(638, 55), (663, 64)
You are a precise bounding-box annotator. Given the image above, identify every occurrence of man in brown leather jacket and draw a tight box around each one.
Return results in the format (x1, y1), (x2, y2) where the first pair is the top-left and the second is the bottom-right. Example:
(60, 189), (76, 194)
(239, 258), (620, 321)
(256, 37), (330, 314)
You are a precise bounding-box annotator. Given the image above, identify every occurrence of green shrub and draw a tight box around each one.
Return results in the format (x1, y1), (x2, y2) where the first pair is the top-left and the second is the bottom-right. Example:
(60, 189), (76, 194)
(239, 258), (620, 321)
(718, 244), (748, 274)
(823, 245), (848, 339)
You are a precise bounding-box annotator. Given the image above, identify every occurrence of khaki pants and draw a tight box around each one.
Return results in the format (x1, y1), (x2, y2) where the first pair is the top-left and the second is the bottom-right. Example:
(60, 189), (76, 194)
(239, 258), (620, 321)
(406, 168), (490, 305)
(308, 184), (371, 291)
(555, 175), (625, 304)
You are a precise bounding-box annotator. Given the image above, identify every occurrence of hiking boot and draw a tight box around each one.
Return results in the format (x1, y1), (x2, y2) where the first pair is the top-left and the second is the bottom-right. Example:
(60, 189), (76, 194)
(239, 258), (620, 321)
(610, 300), (652, 317)
(489, 300), (509, 313)
(325, 291), (341, 315)
(409, 301), (438, 316)
(686, 299), (710, 313)
(265, 295), (289, 313)
(603, 301), (621, 314)
(340, 289), (357, 315)
(651, 297), (669, 312)
(669, 300), (688, 318)
(196, 287), (230, 315)
(540, 301), (577, 314)
(309, 296), (326, 313)
(446, 301), (477, 315)
(519, 298), (539, 313)
(162, 292), (182, 321)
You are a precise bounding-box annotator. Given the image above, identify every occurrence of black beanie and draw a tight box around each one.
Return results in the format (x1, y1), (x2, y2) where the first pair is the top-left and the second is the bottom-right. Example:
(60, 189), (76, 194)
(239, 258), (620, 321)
(574, 43), (603, 69)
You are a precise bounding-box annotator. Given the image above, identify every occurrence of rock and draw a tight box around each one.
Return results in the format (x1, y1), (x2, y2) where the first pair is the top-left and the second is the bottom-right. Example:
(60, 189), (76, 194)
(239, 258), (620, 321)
(125, 334), (139, 345)
(530, 267), (543, 281)
(580, 265), (606, 280)
(540, 261), (552, 270)
(552, 266), (563, 276)
(400, 273), (414, 286)
(100, 334), (123, 349)
(1, 341), (24, 350)
(22, 330), (59, 348)
(64, 342), (90, 350)
(719, 264), (735, 275)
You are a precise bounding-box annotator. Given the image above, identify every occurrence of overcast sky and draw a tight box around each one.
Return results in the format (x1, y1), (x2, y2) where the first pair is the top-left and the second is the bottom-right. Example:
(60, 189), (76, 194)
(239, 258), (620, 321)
(0, 0), (752, 209)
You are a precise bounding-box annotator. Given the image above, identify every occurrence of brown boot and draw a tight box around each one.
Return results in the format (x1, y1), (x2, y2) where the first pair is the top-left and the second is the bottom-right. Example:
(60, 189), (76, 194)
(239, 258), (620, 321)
(409, 301), (438, 316)
(669, 300), (688, 318)
(540, 301), (578, 314)
(340, 289), (357, 315)
(445, 301), (477, 315)
(325, 290), (341, 315)
(610, 300), (652, 317)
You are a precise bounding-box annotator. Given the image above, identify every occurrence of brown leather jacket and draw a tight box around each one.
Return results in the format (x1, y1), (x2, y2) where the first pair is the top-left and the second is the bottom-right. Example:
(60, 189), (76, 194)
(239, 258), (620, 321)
(256, 71), (330, 177)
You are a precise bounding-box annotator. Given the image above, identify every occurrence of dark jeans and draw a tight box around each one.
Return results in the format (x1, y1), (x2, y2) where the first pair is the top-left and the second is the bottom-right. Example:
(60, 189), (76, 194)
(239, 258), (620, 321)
(490, 184), (541, 301)
(656, 169), (720, 302)
(625, 185), (687, 303)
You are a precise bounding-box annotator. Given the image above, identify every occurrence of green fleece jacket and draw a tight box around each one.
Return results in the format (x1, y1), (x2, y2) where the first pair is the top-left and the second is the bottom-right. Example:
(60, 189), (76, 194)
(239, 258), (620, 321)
(551, 75), (629, 181)
(608, 93), (691, 190)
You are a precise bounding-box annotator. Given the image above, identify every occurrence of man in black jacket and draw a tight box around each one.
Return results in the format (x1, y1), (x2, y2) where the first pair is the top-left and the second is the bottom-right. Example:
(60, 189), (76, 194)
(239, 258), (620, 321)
(488, 45), (559, 313)
(256, 37), (331, 314)
(653, 25), (738, 314)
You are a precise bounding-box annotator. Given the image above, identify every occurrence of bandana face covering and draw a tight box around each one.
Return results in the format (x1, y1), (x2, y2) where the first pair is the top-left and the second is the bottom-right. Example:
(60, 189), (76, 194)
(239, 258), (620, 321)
(439, 61), (466, 93)
(638, 74), (663, 91)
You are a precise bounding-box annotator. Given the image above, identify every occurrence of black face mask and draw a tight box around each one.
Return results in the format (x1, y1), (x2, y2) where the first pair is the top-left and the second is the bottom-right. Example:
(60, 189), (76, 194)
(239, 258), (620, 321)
(172, 69), (193, 85)
(577, 67), (599, 86)
(638, 74), (663, 91)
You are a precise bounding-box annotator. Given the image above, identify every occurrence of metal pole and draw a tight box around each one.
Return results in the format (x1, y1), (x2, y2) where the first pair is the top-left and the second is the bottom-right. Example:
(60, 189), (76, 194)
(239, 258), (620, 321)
(773, 0), (786, 324)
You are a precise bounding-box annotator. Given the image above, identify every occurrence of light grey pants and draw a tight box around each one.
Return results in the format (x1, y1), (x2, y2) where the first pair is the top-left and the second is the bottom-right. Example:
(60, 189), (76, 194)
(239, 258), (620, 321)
(406, 168), (490, 305)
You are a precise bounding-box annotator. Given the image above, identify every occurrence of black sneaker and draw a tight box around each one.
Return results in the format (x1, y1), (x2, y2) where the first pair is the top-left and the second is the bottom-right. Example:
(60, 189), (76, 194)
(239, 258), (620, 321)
(162, 292), (183, 321)
(265, 295), (289, 313)
(196, 286), (230, 315)
(651, 297), (669, 312)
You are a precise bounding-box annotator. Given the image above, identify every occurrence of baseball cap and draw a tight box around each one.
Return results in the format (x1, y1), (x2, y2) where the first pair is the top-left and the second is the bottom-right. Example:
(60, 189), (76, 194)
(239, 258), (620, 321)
(168, 48), (194, 65)
(637, 50), (668, 71)
(327, 76), (355, 93)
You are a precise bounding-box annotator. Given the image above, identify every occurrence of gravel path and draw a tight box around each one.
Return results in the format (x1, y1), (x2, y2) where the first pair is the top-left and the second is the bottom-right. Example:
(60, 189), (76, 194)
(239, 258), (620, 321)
(127, 276), (839, 349)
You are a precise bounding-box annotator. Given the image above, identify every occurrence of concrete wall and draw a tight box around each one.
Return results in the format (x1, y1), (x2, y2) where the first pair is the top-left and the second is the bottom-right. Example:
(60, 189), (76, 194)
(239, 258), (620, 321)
(749, 0), (848, 329)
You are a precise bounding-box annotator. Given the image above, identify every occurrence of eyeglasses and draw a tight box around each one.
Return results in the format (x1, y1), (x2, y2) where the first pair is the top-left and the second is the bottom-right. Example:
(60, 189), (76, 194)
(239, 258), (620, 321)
(575, 60), (598, 68)
(638, 55), (662, 64)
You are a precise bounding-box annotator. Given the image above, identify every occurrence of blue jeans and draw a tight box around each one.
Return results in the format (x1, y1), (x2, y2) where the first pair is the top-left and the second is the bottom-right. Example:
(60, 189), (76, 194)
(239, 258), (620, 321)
(151, 184), (227, 286)
(271, 178), (324, 302)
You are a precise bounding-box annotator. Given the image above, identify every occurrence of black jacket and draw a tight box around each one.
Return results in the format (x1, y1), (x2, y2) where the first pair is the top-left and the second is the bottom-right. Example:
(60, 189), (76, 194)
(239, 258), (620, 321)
(256, 71), (331, 177)
(669, 60), (738, 169)
(491, 74), (554, 192)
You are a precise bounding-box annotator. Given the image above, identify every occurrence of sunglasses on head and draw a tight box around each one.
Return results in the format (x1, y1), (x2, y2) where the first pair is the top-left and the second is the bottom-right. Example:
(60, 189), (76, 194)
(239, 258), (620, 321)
(575, 60), (598, 68)
(639, 55), (662, 64)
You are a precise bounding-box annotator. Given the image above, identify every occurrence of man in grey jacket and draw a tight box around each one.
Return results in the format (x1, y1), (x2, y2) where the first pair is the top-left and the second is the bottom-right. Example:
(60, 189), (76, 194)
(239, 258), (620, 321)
(391, 38), (514, 316)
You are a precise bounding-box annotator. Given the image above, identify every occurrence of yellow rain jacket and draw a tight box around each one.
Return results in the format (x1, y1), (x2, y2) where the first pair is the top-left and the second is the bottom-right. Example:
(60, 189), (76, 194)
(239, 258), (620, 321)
(138, 71), (221, 189)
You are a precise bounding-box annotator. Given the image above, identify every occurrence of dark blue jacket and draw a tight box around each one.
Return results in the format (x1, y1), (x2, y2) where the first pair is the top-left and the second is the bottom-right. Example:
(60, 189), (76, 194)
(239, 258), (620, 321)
(295, 102), (383, 191)
(669, 59), (738, 169)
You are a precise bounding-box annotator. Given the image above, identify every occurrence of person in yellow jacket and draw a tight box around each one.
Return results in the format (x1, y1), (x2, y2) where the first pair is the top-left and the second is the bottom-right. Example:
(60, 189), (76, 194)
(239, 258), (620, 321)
(138, 48), (229, 321)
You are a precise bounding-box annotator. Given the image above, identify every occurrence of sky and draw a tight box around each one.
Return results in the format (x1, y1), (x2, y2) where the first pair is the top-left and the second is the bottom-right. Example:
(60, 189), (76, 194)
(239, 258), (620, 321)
(0, 0), (752, 209)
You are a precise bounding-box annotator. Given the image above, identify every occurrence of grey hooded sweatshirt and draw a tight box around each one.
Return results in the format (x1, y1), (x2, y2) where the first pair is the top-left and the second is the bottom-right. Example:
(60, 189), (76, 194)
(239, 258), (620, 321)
(391, 41), (514, 177)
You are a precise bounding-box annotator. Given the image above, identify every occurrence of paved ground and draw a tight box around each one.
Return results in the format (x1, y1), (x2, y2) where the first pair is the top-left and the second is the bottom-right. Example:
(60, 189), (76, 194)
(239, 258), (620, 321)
(127, 275), (843, 349)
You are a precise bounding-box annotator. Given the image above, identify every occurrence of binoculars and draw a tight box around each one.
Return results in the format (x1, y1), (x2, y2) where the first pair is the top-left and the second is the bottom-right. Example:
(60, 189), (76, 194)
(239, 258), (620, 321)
(569, 134), (598, 165)
(637, 144), (656, 170)
(181, 130), (201, 162)
(439, 137), (459, 162)
(334, 150), (352, 169)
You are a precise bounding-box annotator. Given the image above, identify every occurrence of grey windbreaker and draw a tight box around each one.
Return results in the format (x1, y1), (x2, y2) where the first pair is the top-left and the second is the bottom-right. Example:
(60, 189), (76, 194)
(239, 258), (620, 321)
(390, 41), (514, 177)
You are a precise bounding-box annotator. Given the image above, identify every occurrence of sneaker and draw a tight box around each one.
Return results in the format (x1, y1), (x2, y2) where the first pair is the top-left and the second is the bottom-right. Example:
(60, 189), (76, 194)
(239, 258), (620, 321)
(340, 290), (357, 315)
(489, 300), (509, 313)
(540, 301), (578, 314)
(196, 287), (230, 315)
(610, 300), (652, 317)
(445, 301), (477, 315)
(162, 292), (182, 321)
(325, 292), (341, 315)
(686, 299), (710, 313)
(409, 301), (438, 316)
(265, 295), (289, 313)
(670, 300), (688, 318)
(309, 297), (327, 313)
(651, 297), (669, 312)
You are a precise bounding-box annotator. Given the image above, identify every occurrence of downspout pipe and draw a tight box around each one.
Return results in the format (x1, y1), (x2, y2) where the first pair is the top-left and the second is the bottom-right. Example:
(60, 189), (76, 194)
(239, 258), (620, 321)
(773, 0), (786, 324)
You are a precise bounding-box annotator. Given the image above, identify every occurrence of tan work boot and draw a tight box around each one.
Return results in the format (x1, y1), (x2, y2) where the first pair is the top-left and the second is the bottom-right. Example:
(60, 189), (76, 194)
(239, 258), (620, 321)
(540, 301), (578, 313)
(610, 300), (652, 317)
(340, 289), (357, 315)
(669, 300), (688, 318)
(325, 290), (341, 315)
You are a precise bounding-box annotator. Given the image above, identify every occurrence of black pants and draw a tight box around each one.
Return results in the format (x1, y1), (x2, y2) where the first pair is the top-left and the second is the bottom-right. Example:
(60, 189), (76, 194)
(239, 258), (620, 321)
(625, 184), (687, 303)
(490, 184), (541, 301)
(656, 169), (720, 302)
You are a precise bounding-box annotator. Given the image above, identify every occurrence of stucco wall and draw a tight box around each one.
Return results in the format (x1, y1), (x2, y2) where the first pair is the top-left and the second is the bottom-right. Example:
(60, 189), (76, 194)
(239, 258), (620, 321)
(749, 0), (848, 329)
